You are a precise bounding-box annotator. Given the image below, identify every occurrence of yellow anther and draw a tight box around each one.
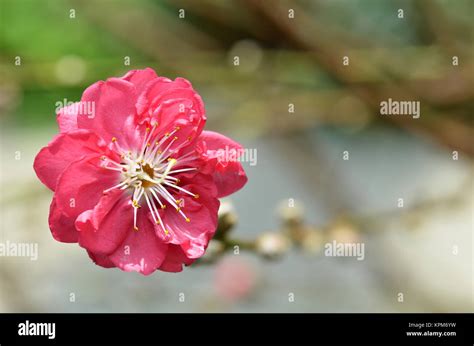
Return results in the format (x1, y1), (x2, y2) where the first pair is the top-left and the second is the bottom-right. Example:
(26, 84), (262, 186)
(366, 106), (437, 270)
(161, 205), (167, 209)
(134, 226), (139, 231)
(185, 218), (190, 223)
(165, 229), (169, 235)
(157, 150), (162, 154)
(187, 136), (192, 141)
(175, 126), (180, 131)
(146, 142), (151, 147)
(176, 207), (181, 212)
(194, 194), (200, 199)
(175, 199), (181, 204)
(165, 132), (170, 137)
(132, 200), (140, 208)
(174, 136), (178, 140)
(155, 220), (161, 225)
(176, 179), (180, 184)
(146, 127), (150, 132)
(111, 137), (117, 142)
(100, 156), (106, 161)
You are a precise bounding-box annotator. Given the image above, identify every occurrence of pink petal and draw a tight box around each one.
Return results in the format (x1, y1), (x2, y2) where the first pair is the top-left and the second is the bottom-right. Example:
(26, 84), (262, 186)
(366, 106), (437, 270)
(121, 68), (158, 96)
(109, 208), (168, 275)
(77, 78), (138, 147)
(152, 98), (205, 150)
(33, 130), (111, 191)
(56, 102), (79, 132)
(53, 156), (120, 219)
(57, 70), (155, 135)
(196, 131), (248, 198)
(161, 173), (220, 259)
(136, 77), (192, 114)
(159, 245), (195, 273)
(76, 189), (130, 255)
(87, 251), (116, 268)
(48, 197), (78, 243)
(137, 77), (206, 146)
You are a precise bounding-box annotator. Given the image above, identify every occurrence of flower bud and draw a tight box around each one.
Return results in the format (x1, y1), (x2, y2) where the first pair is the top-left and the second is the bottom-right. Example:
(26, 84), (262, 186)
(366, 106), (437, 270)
(255, 232), (291, 259)
(215, 200), (238, 240)
(327, 221), (360, 244)
(278, 199), (304, 228)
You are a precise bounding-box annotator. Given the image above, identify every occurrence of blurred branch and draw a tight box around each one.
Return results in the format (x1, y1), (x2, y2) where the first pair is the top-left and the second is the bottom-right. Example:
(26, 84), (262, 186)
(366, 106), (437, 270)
(413, 0), (470, 52)
(196, 175), (472, 264)
(244, 0), (474, 156)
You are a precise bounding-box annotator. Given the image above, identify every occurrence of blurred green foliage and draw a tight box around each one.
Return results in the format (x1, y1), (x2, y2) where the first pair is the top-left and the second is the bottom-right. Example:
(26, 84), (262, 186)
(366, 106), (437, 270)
(0, 0), (473, 157)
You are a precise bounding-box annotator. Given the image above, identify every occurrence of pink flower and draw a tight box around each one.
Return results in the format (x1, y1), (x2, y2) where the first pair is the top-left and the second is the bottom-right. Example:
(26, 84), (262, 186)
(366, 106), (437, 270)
(34, 68), (247, 275)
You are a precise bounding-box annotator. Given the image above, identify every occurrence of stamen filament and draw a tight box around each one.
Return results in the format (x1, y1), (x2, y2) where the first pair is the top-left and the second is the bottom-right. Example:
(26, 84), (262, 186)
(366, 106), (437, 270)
(162, 181), (196, 197)
(105, 124), (200, 233)
(157, 159), (177, 183)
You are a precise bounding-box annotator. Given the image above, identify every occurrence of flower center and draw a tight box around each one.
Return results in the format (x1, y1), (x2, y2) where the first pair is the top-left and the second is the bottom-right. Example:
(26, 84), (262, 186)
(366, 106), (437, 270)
(139, 163), (155, 188)
(100, 125), (200, 235)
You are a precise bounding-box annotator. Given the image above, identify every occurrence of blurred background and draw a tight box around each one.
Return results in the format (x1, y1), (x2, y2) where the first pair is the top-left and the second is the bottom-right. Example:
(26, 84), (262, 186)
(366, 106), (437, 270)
(0, 0), (473, 312)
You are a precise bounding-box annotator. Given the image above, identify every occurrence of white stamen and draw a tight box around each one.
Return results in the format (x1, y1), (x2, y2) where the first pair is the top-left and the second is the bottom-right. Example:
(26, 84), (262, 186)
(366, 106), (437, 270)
(168, 167), (197, 174)
(103, 127), (198, 231)
(163, 181), (196, 198)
